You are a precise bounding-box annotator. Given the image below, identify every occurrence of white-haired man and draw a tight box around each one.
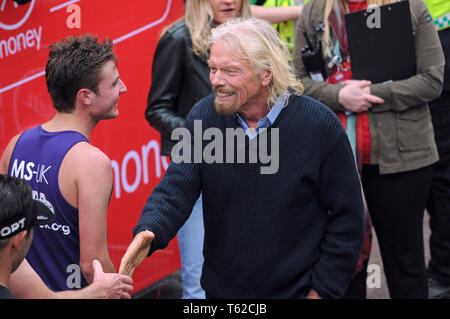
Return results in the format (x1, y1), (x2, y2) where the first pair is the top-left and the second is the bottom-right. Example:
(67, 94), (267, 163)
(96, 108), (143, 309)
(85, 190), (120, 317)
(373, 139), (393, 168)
(120, 18), (364, 299)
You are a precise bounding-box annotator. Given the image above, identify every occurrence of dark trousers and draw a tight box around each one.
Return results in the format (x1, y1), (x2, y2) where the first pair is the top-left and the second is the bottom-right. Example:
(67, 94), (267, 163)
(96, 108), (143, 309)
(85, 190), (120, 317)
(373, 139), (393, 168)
(343, 260), (368, 299)
(361, 164), (432, 299)
(427, 27), (450, 286)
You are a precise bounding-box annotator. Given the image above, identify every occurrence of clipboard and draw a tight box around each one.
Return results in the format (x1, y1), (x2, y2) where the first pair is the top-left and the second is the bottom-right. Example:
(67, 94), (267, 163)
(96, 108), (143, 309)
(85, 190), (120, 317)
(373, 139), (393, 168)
(344, 0), (416, 83)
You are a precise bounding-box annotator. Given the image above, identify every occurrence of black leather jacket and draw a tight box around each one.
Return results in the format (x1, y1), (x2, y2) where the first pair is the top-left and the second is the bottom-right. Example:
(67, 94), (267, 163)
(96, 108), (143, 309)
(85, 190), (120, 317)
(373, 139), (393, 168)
(145, 20), (212, 156)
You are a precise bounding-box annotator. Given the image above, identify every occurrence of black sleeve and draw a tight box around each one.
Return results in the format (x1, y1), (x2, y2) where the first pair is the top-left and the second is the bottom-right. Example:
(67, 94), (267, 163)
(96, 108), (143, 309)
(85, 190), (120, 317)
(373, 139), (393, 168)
(134, 106), (202, 254)
(311, 125), (365, 298)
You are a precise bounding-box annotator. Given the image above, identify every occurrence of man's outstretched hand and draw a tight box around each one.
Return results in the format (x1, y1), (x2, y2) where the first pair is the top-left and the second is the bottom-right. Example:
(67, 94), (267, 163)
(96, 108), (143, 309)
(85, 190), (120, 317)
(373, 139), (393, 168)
(119, 230), (155, 277)
(90, 259), (134, 299)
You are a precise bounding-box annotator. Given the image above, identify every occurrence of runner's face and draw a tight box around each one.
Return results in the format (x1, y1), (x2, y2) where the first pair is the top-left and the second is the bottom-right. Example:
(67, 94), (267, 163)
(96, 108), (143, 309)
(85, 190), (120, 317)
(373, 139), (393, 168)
(92, 60), (127, 120)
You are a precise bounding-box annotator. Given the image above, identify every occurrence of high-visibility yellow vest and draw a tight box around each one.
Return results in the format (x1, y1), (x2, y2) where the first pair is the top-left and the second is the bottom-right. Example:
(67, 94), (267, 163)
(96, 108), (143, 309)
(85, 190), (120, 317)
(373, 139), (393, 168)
(263, 0), (298, 55)
(423, 0), (450, 31)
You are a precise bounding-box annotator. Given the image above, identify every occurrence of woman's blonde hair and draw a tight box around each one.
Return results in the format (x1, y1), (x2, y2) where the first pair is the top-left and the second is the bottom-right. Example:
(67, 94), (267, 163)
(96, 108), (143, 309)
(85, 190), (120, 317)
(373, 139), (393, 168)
(209, 18), (304, 108)
(185, 0), (252, 57)
(322, 0), (400, 58)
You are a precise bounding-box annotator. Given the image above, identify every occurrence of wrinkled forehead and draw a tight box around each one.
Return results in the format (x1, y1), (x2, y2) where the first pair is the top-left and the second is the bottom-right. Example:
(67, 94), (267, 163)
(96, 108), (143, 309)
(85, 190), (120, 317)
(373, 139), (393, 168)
(211, 36), (253, 67)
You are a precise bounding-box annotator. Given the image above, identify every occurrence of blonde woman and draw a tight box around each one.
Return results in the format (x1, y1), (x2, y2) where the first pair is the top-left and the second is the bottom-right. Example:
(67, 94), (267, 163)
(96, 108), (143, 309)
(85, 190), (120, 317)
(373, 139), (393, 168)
(293, 0), (445, 298)
(145, 0), (250, 299)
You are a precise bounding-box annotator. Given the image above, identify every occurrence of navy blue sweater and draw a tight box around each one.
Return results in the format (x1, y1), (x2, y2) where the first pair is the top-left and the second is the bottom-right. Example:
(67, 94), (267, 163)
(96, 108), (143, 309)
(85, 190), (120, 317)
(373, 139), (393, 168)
(134, 93), (364, 298)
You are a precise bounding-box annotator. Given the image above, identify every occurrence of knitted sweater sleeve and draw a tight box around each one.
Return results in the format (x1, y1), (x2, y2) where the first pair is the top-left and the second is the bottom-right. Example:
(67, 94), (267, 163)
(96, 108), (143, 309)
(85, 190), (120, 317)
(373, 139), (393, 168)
(133, 108), (202, 255)
(311, 126), (365, 299)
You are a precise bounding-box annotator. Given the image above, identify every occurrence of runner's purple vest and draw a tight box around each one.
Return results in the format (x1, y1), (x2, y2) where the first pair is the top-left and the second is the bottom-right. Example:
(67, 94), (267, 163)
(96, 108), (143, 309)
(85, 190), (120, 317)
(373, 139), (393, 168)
(9, 125), (89, 291)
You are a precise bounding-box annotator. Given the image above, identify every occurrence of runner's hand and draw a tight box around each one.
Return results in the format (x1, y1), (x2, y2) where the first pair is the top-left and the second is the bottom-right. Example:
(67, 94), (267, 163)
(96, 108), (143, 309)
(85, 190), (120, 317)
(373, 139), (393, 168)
(91, 259), (134, 299)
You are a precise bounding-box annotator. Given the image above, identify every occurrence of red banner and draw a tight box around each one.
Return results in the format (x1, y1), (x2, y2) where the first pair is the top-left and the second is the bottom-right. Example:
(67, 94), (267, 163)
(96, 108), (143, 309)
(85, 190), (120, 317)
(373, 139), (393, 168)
(0, 0), (184, 294)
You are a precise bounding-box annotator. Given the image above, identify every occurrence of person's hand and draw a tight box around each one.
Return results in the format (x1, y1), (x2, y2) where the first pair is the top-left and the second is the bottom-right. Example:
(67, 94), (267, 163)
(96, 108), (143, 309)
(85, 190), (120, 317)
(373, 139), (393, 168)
(306, 289), (322, 299)
(91, 259), (134, 299)
(119, 230), (155, 277)
(338, 80), (384, 113)
(340, 79), (365, 87)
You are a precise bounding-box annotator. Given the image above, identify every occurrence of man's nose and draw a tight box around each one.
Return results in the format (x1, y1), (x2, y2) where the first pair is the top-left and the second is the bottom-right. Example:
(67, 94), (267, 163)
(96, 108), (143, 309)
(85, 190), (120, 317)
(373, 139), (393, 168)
(119, 79), (127, 94)
(210, 71), (225, 87)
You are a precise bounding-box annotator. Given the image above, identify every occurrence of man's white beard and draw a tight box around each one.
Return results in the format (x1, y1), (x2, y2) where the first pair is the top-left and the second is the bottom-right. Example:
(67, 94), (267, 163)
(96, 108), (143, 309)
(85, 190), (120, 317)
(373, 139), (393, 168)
(213, 88), (240, 115)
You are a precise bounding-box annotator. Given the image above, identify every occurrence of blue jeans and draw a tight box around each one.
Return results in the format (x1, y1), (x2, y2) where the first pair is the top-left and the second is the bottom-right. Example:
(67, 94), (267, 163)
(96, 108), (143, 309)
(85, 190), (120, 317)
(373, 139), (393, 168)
(177, 194), (205, 299)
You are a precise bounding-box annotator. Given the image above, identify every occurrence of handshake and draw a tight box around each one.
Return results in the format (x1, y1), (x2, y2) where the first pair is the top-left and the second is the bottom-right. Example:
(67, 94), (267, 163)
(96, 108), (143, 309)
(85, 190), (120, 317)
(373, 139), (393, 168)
(119, 230), (155, 277)
(89, 230), (154, 299)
